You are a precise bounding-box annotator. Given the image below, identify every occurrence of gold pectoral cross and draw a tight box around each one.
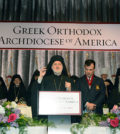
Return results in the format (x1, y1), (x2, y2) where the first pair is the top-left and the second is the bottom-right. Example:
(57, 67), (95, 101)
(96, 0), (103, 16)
(15, 97), (18, 102)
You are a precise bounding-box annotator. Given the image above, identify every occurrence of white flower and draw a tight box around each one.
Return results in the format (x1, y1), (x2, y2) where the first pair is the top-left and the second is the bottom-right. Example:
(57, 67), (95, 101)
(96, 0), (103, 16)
(11, 101), (17, 108)
(0, 105), (5, 115)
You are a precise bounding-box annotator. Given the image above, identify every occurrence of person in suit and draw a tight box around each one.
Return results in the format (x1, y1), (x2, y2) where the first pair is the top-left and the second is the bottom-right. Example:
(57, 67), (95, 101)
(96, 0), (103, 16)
(76, 59), (106, 114)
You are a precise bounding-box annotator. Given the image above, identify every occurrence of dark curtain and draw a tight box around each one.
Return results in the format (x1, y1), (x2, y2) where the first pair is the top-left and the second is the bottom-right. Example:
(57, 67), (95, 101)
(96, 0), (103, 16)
(0, 0), (120, 22)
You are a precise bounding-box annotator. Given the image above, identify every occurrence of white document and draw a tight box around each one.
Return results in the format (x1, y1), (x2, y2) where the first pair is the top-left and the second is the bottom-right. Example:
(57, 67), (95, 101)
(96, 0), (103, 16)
(39, 91), (81, 115)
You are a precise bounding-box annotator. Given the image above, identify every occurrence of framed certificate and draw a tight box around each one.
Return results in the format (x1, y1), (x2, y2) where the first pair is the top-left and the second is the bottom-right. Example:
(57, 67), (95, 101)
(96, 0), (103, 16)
(38, 91), (81, 115)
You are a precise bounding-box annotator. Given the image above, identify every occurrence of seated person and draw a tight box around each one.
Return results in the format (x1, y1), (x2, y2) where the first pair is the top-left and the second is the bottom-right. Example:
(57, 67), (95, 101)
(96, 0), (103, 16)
(0, 76), (8, 100)
(109, 68), (120, 109)
(5, 75), (12, 89)
(7, 74), (27, 104)
(100, 68), (113, 109)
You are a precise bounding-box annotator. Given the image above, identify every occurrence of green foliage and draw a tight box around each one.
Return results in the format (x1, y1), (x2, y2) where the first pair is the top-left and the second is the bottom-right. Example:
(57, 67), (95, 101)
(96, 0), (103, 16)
(71, 113), (103, 134)
(0, 101), (53, 134)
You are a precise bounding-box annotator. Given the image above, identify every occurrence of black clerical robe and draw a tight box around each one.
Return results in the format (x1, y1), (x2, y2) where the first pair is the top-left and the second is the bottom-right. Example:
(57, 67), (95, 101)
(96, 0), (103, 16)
(0, 86), (8, 100)
(8, 86), (26, 103)
(108, 68), (120, 109)
(40, 74), (71, 91)
(31, 74), (72, 119)
(104, 79), (113, 109)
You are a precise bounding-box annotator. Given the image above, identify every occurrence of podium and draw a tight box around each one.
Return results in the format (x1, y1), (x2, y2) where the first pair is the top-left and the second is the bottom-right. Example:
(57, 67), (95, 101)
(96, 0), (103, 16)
(48, 115), (71, 134)
(38, 91), (82, 134)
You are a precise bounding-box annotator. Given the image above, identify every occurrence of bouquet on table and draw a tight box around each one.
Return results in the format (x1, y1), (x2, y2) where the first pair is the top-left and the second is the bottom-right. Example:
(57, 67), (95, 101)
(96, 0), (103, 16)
(0, 99), (29, 128)
(99, 105), (120, 128)
(0, 99), (53, 134)
(71, 105), (120, 134)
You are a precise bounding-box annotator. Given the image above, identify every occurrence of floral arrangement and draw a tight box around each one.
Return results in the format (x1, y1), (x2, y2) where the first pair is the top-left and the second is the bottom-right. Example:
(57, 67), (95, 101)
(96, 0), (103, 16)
(71, 113), (103, 134)
(71, 105), (120, 134)
(99, 105), (120, 128)
(0, 99), (52, 134)
(0, 99), (29, 128)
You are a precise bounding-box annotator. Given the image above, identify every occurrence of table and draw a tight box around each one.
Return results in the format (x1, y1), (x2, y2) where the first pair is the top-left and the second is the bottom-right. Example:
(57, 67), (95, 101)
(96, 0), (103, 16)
(2, 125), (119, 134)
(1, 126), (47, 134)
(71, 126), (120, 134)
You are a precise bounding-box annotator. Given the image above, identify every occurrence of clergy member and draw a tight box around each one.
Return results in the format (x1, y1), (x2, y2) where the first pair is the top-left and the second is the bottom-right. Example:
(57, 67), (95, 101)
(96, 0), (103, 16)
(7, 74), (27, 104)
(100, 68), (113, 109)
(31, 55), (72, 119)
(38, 55), (71, 91)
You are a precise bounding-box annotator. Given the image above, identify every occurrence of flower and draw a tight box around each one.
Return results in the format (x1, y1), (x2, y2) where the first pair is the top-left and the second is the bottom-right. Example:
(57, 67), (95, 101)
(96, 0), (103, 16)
(113, 105), (118, 110)
(8, 113), (17, 123)
(11, 101), (17, 108)
(10, 122), (19, 127)
(0, 99), (7, 105)
(0, 100), (51, 134)
(99, 121), (109, 127)
(0, 114), (4, 121)
(6, 105), (10, 109)
(0, 100), (29, 128)
(2, 116), (8, 123)
(0, 105), (5, 115)
(14, 109), (21, 114)
(107, 118), (110, 123)
(110, 117), (119, 128)
(71, 106), (120, 134)
(99, 105), (120, 129)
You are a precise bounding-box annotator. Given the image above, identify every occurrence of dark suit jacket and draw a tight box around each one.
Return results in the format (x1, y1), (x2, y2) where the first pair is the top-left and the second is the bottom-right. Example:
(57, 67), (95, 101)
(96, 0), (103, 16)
(76, 75), (105, 114)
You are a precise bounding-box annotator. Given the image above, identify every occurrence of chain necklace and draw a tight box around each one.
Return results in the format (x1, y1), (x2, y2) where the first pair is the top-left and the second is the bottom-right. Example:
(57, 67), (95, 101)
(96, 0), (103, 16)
(14, 86), (20, 102)
(53, 76), (63, 91)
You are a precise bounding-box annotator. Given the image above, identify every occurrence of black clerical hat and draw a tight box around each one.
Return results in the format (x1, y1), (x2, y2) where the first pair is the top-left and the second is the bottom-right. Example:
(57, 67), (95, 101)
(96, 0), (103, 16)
(45, 55), (68, 76)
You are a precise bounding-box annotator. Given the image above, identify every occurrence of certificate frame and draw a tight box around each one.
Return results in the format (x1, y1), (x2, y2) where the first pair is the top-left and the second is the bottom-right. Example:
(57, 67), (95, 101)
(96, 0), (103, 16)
(38, 91), (82, 115)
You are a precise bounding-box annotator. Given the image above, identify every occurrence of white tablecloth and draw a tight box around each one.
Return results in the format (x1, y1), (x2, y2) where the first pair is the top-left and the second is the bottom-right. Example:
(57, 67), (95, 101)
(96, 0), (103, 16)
(71, 126), (120, 134)
(2, 126), (47, 134)
(2, 126), (119, 134)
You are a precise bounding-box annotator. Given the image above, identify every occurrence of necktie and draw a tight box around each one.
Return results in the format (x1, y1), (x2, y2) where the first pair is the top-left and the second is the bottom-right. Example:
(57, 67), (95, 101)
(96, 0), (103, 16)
(86, 75), (94, 89)
(88, 77), (91, 89)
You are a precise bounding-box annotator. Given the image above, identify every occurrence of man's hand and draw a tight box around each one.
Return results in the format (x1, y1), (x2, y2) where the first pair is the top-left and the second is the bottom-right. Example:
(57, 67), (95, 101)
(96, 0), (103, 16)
(104, 81), (110, 86)
(65, 81), (71, 91)
(39, 67), (47, 78)
(86, 102), (96, 111)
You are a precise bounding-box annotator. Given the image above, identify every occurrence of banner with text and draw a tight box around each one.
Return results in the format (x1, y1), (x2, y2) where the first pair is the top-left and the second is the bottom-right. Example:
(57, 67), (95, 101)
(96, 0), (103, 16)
(0, 22), (120, 50)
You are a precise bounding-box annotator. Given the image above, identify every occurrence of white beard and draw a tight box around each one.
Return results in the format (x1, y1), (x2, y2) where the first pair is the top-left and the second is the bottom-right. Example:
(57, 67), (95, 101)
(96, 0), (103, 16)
(53, 70), (62, 76)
